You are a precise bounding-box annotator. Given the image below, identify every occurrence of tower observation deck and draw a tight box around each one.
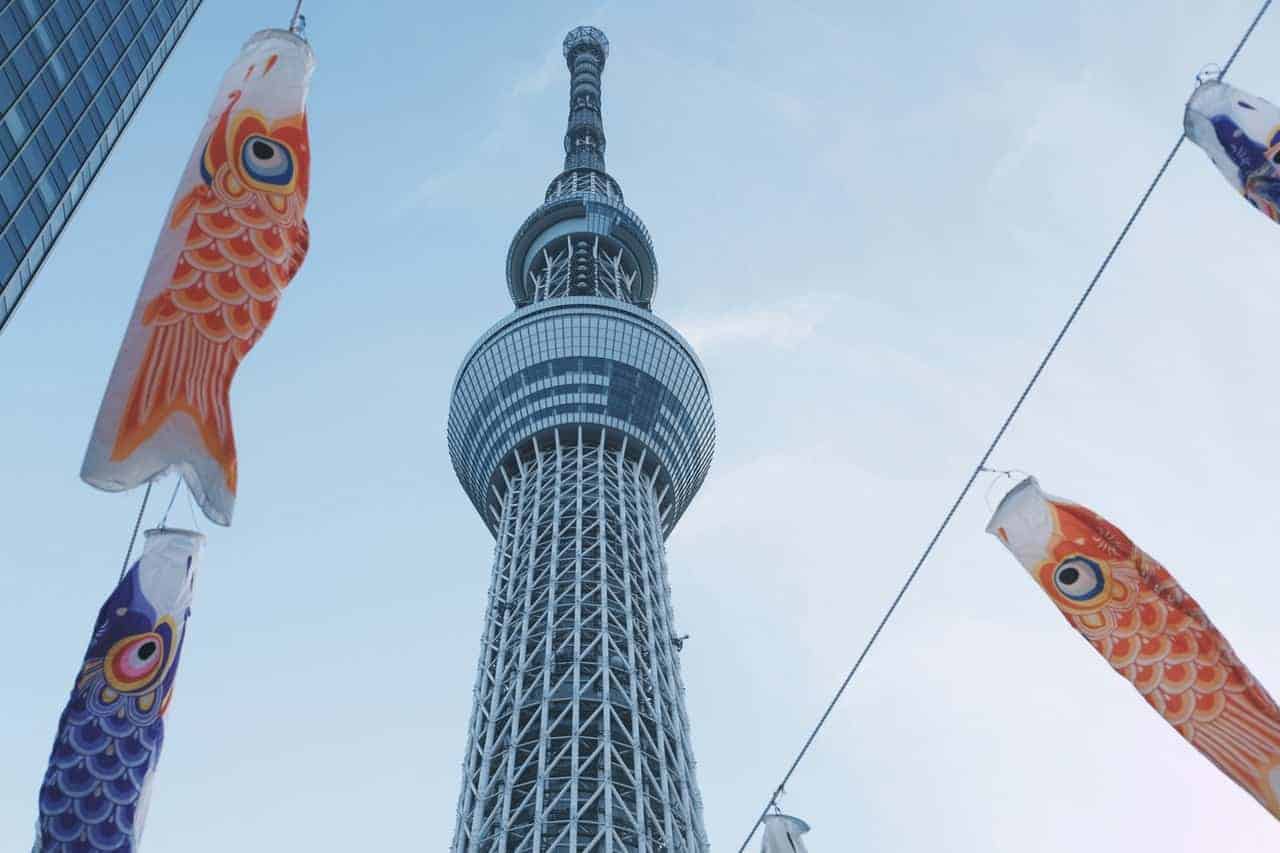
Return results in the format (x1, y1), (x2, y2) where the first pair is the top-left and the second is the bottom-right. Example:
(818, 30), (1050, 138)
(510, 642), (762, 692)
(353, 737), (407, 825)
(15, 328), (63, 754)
(446, 26), (714, 853)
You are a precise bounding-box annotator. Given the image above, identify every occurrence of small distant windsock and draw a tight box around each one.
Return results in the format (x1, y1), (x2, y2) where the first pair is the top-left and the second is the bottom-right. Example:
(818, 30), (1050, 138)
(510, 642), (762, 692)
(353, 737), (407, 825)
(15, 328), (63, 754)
(762, 813), (812, 853)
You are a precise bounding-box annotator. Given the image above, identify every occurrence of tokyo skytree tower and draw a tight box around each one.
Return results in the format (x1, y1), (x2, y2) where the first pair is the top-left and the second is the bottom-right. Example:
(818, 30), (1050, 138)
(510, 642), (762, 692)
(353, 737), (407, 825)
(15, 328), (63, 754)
(446, 25), (715, 853)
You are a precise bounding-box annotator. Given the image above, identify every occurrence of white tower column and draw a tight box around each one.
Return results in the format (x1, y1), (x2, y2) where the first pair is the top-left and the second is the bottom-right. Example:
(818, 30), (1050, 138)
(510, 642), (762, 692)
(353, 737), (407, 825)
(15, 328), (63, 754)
(447, 26), (715, 853)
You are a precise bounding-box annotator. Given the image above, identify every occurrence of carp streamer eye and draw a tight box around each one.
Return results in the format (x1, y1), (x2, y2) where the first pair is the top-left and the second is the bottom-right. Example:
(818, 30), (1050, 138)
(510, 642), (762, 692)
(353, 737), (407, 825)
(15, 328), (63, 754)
(241, 135), (294, 186)
(1053, 556), (1106, 602)
(104, 632), (165, 692)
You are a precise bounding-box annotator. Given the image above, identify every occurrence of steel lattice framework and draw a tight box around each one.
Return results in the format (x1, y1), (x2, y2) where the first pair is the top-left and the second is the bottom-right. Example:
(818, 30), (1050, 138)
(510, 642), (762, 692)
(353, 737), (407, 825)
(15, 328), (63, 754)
(527, 235), (641, 304)
(448, 25), (714, 852)
(453, 433), (707, 852)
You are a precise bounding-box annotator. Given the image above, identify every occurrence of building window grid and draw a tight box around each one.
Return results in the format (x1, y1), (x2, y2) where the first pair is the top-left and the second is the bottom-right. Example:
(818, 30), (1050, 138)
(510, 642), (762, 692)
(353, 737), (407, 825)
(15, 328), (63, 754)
(0, 0), (195, 319)
(0, 0), (169, 231)
(1, 0), (116, 145)
(0, 0), (64, 76)
(6, 2), (148, 204)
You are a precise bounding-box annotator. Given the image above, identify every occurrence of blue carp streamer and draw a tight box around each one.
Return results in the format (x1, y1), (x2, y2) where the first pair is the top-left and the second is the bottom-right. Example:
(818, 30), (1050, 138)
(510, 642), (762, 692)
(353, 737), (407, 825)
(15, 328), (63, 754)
(35, 529), (202, 852)
(1186, 78), (1280, 224)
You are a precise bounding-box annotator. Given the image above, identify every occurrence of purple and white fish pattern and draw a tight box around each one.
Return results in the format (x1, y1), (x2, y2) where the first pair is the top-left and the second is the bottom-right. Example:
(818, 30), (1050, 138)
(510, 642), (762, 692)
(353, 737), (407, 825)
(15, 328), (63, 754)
(35, 528), (202, 853)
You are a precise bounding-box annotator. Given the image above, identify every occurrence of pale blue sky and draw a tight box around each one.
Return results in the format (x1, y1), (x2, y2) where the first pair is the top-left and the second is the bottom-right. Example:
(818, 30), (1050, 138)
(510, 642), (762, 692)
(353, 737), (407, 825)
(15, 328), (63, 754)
(3, 0), (1280, 849)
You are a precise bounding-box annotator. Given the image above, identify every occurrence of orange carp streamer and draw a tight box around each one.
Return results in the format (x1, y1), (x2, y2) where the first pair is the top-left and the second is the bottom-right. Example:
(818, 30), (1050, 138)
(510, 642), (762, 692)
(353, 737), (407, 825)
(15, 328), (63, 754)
(111, 99), (310, 484)
(988, 477), (1280, 819)
(82, 29), (314, 525)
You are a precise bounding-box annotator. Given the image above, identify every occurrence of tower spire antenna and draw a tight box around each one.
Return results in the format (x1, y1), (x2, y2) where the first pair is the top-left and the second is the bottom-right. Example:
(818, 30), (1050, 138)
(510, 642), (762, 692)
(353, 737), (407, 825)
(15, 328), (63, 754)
(504, 25), (659, 309)
(561, 26), (610, 173)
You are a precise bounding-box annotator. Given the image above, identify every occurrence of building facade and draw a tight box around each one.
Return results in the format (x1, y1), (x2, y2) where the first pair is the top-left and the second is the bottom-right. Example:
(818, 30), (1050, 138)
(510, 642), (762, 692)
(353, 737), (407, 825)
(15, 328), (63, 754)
(0, 0), (202, 332)
(447, 26), (714, 853)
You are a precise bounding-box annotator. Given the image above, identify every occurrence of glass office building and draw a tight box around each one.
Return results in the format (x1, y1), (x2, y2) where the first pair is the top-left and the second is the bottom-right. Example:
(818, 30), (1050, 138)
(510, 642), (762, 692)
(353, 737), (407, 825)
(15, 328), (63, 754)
(0, 0), (203, 332)
(447, 27), (715, 851)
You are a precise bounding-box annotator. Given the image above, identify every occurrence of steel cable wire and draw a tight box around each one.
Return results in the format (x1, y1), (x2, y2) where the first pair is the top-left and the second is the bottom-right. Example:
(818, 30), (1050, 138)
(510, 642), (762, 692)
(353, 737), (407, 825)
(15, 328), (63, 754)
(735, 2), (1272, 849)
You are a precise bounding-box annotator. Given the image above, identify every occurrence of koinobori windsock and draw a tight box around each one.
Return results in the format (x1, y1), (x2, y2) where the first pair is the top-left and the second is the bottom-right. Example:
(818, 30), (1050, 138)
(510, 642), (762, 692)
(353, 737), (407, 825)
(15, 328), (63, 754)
(987, 477), (1280, 819)
(760, 814), (811, 853)
(1185, 78), (1280, 225)
(81, 29), (314, 526)
(35, 528), (202, 852)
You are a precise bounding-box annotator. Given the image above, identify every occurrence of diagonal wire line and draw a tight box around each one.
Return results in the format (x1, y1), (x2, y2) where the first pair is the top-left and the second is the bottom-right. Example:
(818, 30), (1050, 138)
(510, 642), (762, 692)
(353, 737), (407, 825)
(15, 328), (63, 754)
(1222, 0), (1272, 75)
(734, 2), (1272, 850)
(118, 480), (153, 581)
(159, 474), (182, 529)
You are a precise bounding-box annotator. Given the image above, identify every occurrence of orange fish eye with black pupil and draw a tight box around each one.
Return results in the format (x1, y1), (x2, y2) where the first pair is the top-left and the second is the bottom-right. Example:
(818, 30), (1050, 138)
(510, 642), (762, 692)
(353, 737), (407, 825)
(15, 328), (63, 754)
(1051, 556), (1107, 602)
(240, 134), (293, 189)
(103, 632), (165, 692)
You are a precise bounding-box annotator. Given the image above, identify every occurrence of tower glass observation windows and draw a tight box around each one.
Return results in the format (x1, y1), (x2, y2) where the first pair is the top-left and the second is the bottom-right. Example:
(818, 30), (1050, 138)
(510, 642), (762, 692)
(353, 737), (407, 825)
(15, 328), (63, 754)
(448, 297), (714, 535)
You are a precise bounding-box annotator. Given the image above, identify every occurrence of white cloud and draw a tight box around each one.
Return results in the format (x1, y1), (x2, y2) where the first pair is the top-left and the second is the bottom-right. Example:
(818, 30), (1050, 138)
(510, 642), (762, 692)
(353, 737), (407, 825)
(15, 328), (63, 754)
(512, 47), (564, 98)
(399, 168), (458, 212)
(673, 295), (838, 351)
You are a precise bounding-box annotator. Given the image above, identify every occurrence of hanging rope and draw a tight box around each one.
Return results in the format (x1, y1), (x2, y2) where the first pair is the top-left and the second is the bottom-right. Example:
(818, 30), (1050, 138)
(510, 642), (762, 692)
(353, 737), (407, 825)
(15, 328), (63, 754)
(733, 2), (1272, 849)
(118, 481), (153, 581)
(289, 0), (305, 35)
(185, 485), (203, 533)
(159, 475), (182, 529)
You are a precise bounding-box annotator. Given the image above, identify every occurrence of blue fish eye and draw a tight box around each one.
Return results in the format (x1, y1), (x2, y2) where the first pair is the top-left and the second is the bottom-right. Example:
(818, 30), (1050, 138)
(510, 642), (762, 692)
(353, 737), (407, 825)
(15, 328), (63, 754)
(1053, 556), (1105, 601)
(241, 135), (293, 186)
